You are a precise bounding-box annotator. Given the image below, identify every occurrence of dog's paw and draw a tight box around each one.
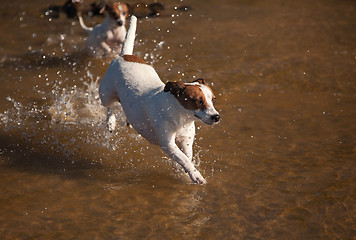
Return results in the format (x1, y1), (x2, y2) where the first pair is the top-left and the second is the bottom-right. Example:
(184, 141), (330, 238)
(107, 114), (117, 132)
(188, 169), (206, 184)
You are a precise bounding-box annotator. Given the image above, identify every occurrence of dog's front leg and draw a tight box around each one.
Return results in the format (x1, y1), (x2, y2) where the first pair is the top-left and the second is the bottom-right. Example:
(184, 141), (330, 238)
(176, 136), (194, 161)
(176, 122), (195, 161)
(161, 137), (206, 184)
(100, 41), (112, 56)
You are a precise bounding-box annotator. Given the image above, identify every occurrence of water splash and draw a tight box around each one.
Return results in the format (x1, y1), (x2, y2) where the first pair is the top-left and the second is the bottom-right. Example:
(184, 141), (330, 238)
(0, 68), (129, 160)
(48, 77), (109, 124)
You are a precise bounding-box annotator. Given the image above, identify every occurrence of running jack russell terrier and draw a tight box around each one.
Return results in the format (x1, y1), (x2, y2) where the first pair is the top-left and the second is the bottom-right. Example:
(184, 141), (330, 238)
(99, 16), (220, 184)
(78, 2), (129, 57)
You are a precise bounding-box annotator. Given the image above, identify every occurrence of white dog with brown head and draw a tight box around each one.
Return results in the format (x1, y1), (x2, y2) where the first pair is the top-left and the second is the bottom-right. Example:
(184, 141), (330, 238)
(99, 16), (220, 184)
(78, 2), (129, 57)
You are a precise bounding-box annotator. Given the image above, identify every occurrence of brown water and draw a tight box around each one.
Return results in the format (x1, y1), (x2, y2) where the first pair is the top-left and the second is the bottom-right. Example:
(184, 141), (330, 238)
(0, 0), (355, 239)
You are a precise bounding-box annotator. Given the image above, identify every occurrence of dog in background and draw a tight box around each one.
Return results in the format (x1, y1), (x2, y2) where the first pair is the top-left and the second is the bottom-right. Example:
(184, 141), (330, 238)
(99, 16), (220, 184)
(42, 0), (190, 20)
(78, 2), (129, 58)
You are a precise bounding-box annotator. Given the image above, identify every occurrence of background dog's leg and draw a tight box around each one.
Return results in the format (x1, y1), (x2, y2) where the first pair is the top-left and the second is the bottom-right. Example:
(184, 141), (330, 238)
(106, 107), (116, 132)
(161, 137), (206, 184)
(100, 41), (112, 56)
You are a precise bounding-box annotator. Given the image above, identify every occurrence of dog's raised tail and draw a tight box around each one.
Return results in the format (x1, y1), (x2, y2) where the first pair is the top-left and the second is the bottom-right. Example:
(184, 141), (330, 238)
(120, 15), (137, 56)
(78, 12), (93, 32)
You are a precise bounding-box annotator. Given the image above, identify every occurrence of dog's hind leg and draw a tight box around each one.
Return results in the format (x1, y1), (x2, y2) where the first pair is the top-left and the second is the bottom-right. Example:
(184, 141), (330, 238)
(100, 93), (119, 132)
(99, 84), (120, 132)
(106, 107), (117, 132)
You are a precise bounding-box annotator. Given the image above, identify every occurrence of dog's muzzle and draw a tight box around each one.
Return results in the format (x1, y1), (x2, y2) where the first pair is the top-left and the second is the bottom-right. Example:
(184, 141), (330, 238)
(116, 20), (123, 26)
(194, 113), (221, 125)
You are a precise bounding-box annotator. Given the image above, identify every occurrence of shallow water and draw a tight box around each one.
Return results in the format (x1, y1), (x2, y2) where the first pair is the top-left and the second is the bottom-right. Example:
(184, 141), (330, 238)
(0, 0), (355, 239)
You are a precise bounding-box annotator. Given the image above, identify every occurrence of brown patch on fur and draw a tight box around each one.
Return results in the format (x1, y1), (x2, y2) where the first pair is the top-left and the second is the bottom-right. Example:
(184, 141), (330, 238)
(118, 3), (129, 18)
(164, 80), (213, 110)
(123, 55), (146, 64)
(102, 3), (129, 19)
(192, 78), (215, 101)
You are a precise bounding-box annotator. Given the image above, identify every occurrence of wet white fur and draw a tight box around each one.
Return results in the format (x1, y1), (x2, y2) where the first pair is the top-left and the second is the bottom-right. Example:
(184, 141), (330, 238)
(99, 16), (219, 184)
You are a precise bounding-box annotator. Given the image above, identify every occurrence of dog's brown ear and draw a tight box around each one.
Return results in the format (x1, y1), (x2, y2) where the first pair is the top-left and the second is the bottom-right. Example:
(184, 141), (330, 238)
(192, 78), (206, 85)
(164, 81), (185, 97)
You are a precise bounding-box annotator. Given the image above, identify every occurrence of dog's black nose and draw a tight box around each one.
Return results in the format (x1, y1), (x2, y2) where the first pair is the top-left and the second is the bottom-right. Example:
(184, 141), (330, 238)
(211, 114), (220, 122)
(116, 20), (123, 26)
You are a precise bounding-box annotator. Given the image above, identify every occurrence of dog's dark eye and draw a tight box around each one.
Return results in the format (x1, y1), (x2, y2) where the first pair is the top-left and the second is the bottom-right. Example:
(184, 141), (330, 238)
(212, 97), (216, 103)
(196, 99), (203, 105)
